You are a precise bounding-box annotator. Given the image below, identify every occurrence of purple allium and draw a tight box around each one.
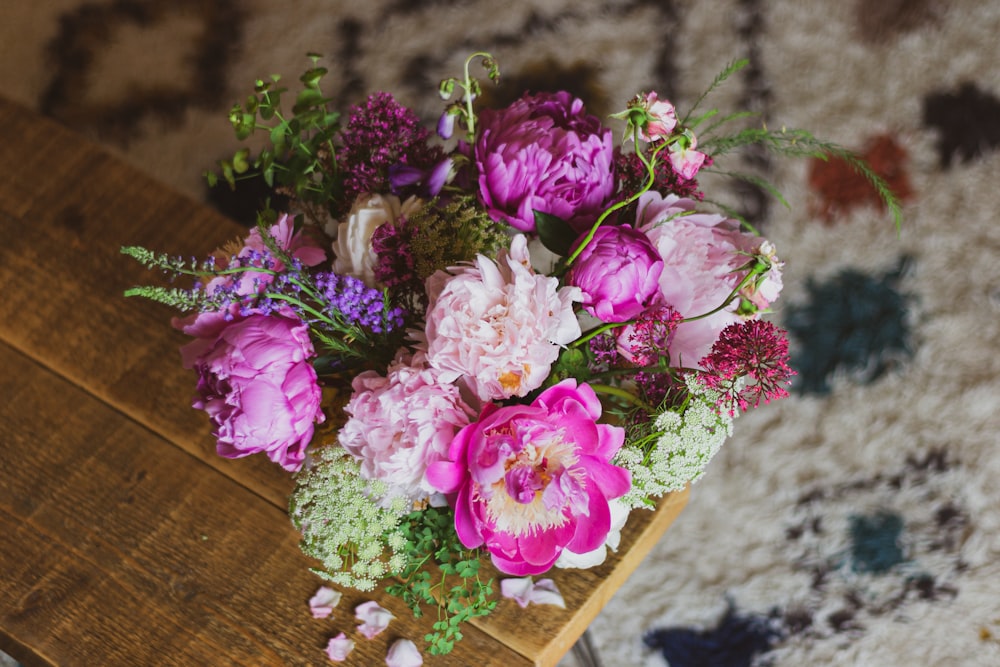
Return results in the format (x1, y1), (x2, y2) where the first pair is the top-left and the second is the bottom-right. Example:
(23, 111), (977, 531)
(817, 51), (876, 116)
(336, 93), (445, 215)
(475, 91), (616, 233)
(699, 319), (795, 414)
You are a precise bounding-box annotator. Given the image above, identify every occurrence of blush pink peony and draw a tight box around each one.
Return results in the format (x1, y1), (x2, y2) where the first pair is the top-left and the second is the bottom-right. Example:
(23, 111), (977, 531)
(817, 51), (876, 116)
(628, 192), (783, 367)
(180, 314), (324, 472)
(338, 350), (478, 501)
(426, 380), (631, 576)
(422, 234), (581, 402)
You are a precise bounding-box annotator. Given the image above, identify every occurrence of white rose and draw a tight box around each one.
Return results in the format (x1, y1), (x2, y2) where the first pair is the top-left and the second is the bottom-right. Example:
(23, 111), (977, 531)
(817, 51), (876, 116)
(328, 193), (422, 287)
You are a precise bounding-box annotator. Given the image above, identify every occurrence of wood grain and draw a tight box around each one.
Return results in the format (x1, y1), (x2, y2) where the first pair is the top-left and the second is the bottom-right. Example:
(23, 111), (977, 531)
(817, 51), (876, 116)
(0, 97), (293, 508)
(0, 342), (529, 667)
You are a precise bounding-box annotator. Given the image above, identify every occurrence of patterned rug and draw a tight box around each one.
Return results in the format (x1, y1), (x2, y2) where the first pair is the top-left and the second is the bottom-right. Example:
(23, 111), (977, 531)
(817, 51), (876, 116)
(4, 1), (999, 665)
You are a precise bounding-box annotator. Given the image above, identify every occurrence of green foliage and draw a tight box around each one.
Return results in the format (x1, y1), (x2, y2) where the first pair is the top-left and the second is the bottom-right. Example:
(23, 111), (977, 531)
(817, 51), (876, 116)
(405, 196), (510, 281)
(533, 209), (578, 257)
(386, 506), (497, 655)
(209, 54), (344, 221)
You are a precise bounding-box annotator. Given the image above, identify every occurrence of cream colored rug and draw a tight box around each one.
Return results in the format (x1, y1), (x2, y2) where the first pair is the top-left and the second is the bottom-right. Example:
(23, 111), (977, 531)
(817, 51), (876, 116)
(3, 1), (999, 665)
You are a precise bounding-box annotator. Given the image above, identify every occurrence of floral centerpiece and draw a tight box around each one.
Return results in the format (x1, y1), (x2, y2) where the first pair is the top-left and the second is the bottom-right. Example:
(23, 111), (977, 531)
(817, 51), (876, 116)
(123, 53), (898, 659)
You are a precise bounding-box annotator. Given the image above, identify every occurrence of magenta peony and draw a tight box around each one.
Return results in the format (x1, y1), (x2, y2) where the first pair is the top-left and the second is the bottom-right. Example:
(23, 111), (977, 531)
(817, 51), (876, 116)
(627, 192), (783, 367)
(422, 234), (581, 401)
(566, 224), (664, 322)
(426, 380), (631, 576)
(474, 91), (616, 233)
(338, 350), (478, 501)
(179, 314), (324, 472)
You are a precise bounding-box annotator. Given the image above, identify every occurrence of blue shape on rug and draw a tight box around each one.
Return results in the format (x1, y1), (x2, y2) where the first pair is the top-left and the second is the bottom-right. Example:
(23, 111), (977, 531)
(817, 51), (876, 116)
(783, 257), (913, 395)
(848, 511), (906, 574)
(644, 604), (782, 667)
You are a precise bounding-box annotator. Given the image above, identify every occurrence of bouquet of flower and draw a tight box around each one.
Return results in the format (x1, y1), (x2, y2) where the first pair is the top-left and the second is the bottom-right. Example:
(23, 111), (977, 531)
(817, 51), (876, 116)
(123, 52), (897, 657)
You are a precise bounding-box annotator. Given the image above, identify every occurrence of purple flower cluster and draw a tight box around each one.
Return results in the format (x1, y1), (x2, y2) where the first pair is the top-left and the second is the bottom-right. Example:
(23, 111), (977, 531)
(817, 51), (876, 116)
(337, 92), (446, 214)
(314, 271), (406, 334)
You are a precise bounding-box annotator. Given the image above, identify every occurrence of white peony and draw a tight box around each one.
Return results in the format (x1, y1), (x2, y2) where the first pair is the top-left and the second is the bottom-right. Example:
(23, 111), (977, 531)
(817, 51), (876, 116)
(328, 193), (422, 286)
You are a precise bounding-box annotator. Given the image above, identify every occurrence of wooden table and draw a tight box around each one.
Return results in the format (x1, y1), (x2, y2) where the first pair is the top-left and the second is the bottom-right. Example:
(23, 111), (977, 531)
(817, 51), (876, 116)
(0, 96), (688, 667)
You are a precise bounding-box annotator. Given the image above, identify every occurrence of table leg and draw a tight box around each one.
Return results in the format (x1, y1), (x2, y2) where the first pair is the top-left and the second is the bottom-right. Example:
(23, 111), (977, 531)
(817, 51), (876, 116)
(570, 628), (604, 667)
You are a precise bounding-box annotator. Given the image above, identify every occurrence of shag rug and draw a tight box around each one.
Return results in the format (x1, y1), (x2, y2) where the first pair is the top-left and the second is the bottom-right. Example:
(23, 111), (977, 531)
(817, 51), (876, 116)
(4, 1), (999, 666)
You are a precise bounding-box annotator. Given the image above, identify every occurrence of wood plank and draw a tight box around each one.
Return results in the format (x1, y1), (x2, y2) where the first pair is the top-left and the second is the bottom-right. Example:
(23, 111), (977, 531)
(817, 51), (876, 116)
(0, 341), (530, 667)
(470, 488), (689, 666)
(0, 97), (293, 507)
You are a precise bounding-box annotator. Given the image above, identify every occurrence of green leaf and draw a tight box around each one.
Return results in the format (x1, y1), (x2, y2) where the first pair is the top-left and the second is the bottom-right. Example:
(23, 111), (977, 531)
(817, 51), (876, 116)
(231, 148), (251, 174)
(534, 210), (578, 257)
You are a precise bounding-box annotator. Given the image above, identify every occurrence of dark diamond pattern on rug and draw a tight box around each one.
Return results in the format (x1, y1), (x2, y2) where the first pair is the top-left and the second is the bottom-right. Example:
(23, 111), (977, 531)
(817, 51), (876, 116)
(922, 82), (1000, 168)
(783, 257), (914, 395)
(41, 0), (244, 144)
(644, 604), (784, 667)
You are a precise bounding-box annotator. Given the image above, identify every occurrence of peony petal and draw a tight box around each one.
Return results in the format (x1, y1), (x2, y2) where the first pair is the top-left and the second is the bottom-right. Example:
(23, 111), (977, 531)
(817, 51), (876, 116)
(309, 586), (342, 619)
(385, 638), (423, 667)
(500, 577), (566, 609)
(355, 600), (395, 639)
(325, 633), (355, 662)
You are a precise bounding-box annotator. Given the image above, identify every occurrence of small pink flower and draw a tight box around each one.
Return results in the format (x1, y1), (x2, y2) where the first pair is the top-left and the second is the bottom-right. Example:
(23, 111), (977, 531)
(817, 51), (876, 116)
(635, 92), (678, 142)
(385, 638), (423, 667)
(427, 380), (631, 576)
(500, 577), (566, 609)
(422, 235), (581, 401)
(339, 350), (478, 500)
(668, 142), (707, 181)
(309, 586), (342, 619)
(355, 601), (394, 639)
(325, 633), (355, 662)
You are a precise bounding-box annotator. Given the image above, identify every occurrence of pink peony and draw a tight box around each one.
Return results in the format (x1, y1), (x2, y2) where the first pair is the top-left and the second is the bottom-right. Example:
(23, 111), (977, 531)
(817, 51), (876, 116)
(628, 192), (783, 367)
(179, 314), (324, 472)
(426, 380), (631, 576)
(422, 234), (581, 402)
(566, 224), (664, 322)
(475, 91), (616, 233)
(338, 350), (478, 500)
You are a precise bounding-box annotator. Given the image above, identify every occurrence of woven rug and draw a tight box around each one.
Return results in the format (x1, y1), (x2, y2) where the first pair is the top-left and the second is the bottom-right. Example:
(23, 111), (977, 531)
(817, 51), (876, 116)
(3, 2), (999, 666)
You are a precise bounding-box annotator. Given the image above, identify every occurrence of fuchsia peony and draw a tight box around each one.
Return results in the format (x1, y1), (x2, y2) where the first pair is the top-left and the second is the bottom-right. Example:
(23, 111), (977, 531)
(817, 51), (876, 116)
(566, 224), (664, 322)
(426, 380), (631, 576)
(180, 314), (324, 472)
(475, 91), (616, 233)
(338, 350), (479, 501)
(422, 234), (581, 402)
(627, 191), (783, 367)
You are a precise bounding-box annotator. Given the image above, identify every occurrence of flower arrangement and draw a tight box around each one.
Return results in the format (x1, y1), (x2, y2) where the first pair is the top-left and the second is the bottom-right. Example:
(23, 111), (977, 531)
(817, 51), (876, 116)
(123, 52), (898, 659)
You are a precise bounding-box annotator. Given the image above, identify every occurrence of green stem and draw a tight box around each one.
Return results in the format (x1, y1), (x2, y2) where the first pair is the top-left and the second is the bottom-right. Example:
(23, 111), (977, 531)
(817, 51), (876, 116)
(590, 383), (652, 411)
(565, 138), (668, 268)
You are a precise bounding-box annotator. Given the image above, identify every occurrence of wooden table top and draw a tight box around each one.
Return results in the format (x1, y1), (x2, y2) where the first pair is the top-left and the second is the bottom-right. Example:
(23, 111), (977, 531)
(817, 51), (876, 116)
(0, 96), (688, 667)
